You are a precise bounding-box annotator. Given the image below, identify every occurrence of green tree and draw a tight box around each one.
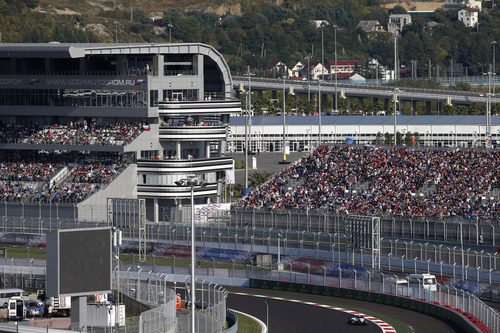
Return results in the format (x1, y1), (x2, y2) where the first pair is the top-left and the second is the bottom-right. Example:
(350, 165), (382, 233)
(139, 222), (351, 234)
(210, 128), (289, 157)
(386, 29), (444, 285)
(249, 171), (272, 187)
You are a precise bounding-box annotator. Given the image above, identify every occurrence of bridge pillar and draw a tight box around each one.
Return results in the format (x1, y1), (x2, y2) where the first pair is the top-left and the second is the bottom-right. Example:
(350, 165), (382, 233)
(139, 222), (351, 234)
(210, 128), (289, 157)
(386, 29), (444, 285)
(272, 90), (277, 99)
(258, 90), (263, 100)
(384, 98), (389, 110)
(425, 101), (431, 115)
(411, 100), (417, 115)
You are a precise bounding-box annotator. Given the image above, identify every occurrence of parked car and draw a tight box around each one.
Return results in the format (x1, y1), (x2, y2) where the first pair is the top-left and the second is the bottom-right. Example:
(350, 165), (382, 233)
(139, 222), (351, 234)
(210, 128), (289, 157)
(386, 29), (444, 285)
(348, 315), (367, 325)
(25, 300), (42, 318)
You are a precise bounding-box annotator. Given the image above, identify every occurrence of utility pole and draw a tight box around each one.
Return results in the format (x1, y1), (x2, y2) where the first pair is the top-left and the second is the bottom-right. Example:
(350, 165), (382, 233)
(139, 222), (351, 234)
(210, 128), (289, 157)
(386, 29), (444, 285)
(334, 25), (338, 112)
(393, 88), (398, 146)
(318, 77), (322, 146)
(394, 33), (398, 81)
(492, 41), (497, 95)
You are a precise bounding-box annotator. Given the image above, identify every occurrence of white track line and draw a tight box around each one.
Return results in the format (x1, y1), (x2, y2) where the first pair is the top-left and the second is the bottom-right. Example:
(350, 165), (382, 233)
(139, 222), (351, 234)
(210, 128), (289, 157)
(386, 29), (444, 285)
(230, 292), (397, 333)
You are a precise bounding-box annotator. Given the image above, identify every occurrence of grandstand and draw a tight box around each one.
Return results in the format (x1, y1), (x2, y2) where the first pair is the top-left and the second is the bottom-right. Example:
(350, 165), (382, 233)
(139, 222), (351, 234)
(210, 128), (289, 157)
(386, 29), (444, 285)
(238, 144), (500, 220)
(0, 43), (240, 221)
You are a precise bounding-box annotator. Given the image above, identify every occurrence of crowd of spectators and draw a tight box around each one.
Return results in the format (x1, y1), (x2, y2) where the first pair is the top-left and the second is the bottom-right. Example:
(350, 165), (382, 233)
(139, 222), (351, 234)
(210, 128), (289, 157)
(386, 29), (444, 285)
(238, 145), (500, 219)
(68, 161), (125, 184)
(0, 120), (148, 146)
(0, 160), (126, 202)
(0, 161), (62, 182)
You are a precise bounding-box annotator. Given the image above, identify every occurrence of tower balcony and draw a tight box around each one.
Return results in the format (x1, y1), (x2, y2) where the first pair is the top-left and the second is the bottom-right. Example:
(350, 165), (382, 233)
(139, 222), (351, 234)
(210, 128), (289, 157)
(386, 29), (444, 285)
(158, 100), (241, 117)
(159, 125), (227, 141)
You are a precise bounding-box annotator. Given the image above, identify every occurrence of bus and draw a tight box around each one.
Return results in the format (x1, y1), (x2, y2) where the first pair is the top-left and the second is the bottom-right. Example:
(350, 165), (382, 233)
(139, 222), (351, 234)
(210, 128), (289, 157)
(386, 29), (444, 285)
(0, 289), (29, 309)
(407, 274), (437, 291)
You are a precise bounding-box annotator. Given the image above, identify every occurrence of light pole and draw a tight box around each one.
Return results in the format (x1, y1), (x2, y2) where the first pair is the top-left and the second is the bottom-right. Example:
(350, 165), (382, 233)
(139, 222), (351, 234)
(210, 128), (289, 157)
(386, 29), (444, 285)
(265, 300), (269, 332)
(114, 21), (118, 43)
(244, 66), (254, 190)
(492, 41), (497, 95)
(277, 233), (281, 267)
(305, 55), (311, 101)
(394, 32), (398, 81)
(168, 24), (174, 43)
(321, 22), (325, 77)
(245, 67), (249, 190)
(333, 24), (338, 113)
(175, 175), (205, 333)
(393, 88), (399, 145)
(318, 75), (322, 146)
(280, 75), (289, 164)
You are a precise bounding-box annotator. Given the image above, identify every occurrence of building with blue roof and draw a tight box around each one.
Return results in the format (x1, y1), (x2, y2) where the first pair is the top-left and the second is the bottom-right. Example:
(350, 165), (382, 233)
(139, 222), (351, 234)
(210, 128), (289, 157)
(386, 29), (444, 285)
(228, 115), (500, 152)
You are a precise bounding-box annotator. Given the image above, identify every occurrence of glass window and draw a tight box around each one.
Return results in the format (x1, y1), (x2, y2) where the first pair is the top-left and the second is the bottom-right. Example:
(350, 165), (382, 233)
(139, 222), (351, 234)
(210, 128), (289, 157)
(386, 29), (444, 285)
(149, 90), (158, 107)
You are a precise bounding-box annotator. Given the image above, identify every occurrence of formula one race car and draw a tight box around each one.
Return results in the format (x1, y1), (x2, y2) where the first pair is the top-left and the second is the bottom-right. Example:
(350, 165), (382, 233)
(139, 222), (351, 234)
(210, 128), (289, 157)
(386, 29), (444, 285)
(348, 315), (367, 325)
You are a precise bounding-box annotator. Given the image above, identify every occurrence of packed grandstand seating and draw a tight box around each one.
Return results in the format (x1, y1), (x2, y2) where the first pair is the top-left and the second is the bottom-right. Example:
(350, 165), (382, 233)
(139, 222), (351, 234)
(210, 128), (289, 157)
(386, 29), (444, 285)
(0, 120), (148, 146)
(0, 161), (63, 182)
(0, 159), (126, 202)
(238, 145), (500, 219)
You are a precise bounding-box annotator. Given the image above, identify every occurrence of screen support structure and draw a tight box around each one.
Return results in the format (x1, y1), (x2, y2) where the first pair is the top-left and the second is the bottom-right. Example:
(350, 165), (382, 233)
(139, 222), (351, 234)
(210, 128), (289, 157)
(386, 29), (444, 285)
(344, 215), (380, 269)
(107, 198), (146, 262)
(71, 296), (87, 332)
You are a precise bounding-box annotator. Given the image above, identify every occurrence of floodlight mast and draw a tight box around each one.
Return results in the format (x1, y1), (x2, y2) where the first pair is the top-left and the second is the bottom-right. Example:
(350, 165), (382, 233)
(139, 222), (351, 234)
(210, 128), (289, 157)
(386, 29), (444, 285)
(175, 175), (204, 333)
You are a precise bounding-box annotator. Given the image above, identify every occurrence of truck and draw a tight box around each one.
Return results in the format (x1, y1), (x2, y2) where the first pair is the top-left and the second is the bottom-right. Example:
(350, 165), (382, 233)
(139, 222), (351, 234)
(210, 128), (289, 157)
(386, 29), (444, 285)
(45, 296), (71, 317)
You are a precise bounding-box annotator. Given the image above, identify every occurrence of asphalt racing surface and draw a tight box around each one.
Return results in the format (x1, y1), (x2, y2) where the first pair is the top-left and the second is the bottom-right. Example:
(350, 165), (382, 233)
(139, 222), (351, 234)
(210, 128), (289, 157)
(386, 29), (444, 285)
(227, 287), (461, 333)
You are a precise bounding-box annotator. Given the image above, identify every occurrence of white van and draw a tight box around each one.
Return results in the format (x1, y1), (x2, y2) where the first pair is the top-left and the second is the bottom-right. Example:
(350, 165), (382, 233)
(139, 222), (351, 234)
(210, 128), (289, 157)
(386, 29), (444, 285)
(8, 297), (26, 320)
(407, 274), (437, 291)
(0, 289), (29, 308)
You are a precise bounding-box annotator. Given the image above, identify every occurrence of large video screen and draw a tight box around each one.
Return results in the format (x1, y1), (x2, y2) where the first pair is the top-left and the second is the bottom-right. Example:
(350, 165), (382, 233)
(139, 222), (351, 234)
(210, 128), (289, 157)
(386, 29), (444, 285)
(47, 228), (111, 297)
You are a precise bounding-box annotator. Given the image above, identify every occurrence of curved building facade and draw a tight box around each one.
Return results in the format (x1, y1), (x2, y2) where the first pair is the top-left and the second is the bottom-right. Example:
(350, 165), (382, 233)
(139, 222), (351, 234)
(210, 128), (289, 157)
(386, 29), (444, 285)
(0, 43), (240, 222)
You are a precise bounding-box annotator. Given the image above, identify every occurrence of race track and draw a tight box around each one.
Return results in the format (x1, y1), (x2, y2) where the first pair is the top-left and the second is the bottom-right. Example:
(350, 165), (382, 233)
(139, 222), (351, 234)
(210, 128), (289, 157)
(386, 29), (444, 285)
(227, 287), (462, 333)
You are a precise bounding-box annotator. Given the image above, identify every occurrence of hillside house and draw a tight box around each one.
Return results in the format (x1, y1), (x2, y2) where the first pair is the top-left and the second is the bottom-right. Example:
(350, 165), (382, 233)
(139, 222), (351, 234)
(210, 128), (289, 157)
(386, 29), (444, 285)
(301, 62), (328, 80)
(357, 20), (385, 33)
(388, 14), (412, 34)
(458, 8), (479, 27)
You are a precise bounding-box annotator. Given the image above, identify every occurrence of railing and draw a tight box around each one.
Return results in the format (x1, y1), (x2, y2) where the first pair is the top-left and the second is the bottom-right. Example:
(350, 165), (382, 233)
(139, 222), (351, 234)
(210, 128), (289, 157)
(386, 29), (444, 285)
(230, 207), (500, 246)
(0, 249), (497, 332)
(117, 271), (227, 333)
(117, 259), (497, 333)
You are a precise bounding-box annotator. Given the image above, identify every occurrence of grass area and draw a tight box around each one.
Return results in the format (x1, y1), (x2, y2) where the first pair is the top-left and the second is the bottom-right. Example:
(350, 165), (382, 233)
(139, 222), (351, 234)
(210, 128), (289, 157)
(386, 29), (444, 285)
(0, 243), (267, 271)
(119, 253), (260, 271)
(236, 312), (262, 333)
(0, 245), (46, 259)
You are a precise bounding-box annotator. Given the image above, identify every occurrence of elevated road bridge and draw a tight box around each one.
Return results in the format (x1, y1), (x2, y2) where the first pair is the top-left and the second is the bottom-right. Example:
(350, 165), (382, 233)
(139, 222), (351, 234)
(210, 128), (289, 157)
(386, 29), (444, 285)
(233, 76), (500, 106)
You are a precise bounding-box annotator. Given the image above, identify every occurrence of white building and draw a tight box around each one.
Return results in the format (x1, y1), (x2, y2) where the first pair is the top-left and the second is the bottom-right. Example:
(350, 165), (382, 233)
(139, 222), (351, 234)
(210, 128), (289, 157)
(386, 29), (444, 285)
(291, 62), (304, 78)
(446, 0), (482, 11)
(388, 14), (412, 34)
(228, 116), (500, 153)
(301, 62), (329, 80)
(458, 8), (479, 27)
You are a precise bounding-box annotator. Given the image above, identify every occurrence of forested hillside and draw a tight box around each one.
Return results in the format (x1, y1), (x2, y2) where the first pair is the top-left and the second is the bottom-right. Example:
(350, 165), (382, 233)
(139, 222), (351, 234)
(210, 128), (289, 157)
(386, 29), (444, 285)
(1, 0), (499, 76)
